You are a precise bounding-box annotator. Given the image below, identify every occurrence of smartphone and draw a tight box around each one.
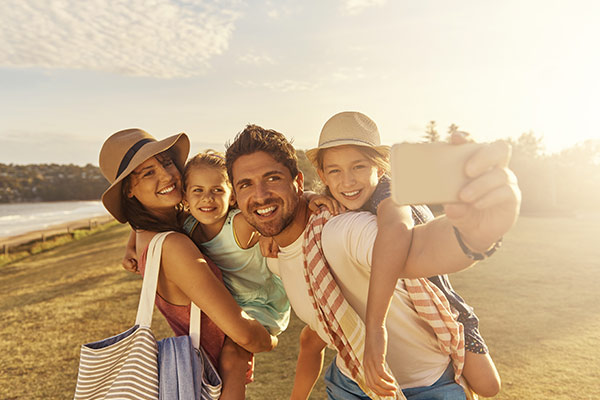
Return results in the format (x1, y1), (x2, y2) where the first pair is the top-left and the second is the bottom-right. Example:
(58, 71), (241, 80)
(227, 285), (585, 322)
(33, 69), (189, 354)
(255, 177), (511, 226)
(390, 142), (485, 205)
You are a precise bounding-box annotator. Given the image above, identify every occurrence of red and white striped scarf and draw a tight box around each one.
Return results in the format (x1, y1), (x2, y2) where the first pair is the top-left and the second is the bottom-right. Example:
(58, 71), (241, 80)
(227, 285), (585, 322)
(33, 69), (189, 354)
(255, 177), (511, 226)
(302, 210), (465, 399)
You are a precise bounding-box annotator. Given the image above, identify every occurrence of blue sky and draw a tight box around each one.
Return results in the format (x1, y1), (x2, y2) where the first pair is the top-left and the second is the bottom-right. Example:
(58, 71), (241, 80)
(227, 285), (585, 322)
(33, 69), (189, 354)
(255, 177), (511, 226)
(1, 0), (598, 165)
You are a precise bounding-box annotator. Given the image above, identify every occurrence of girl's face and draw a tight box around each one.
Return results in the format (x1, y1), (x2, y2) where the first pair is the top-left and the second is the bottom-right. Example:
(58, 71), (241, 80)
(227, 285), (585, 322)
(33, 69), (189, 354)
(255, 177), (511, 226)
(317, 145), (382, 211)
(184, 166), (235, 227)
(127, 154), (183, 215)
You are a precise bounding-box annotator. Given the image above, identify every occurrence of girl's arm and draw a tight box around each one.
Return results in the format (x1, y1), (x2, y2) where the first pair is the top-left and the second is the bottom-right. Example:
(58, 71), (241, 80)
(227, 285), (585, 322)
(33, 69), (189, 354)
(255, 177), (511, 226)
(161, 233), (277, 353)
(122, 229), (139, 274)
(364, 198), (413, 396)
(290, 325), (327, 400)
(303, 191), (344, 215)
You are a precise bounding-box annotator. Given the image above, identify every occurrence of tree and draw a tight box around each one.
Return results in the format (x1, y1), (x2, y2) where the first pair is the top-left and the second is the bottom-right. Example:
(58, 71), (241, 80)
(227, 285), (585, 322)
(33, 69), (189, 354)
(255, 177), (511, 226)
(423, 120), (440, 143)
(447, 123), (459, 141)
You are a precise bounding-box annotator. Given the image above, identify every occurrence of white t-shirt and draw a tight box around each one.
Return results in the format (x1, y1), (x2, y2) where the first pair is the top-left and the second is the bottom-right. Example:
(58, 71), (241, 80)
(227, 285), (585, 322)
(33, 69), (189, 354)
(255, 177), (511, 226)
(267, 211), (450, 389)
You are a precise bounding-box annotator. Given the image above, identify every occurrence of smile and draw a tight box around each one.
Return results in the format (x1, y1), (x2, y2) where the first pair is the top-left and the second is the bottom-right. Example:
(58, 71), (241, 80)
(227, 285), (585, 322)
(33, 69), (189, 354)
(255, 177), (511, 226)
(158, 184), (176, 195)
(199, 207), (217, 212)
(255, 205), (277, 216)
(341, 189), (361, 198)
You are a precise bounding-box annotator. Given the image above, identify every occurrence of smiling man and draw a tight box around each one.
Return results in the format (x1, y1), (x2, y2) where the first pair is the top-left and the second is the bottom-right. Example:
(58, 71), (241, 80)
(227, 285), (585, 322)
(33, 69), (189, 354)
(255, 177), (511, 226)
(225, 124), (520, 400)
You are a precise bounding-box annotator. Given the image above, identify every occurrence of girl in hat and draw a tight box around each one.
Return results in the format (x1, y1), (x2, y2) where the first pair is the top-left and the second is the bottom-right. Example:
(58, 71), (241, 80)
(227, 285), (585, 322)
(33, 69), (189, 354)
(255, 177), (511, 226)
(295, 112), (501, 399)
(99, 129), (277, 399)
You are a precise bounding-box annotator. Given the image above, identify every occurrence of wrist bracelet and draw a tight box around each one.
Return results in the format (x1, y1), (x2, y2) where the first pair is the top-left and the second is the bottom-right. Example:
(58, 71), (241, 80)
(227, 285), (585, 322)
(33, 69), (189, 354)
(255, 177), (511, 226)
(452, 226), (502, 261)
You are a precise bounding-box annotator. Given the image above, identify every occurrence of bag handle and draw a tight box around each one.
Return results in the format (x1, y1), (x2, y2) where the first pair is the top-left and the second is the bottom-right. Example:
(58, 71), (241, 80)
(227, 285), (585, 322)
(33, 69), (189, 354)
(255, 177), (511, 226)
(135, 231), (203, 350)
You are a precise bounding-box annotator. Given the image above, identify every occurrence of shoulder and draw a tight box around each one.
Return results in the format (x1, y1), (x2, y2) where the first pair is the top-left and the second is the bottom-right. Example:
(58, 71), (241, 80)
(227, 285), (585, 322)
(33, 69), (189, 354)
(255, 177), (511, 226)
(324, 211), (377, 234)
(322, 211), (378, 247)
(162, 231), (203, 258)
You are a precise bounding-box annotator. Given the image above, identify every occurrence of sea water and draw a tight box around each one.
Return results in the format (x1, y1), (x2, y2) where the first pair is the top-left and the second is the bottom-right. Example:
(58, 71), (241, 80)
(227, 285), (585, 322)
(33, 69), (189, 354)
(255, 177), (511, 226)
(0, 201), (109, 238)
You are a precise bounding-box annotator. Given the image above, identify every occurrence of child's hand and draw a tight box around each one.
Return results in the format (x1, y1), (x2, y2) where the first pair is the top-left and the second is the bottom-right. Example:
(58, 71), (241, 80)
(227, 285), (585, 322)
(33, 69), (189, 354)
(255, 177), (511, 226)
(306, 193), (345, 215)
(122, 247), (139, 275)
(363, 325), (398, 397)
(259, 236), (279, 258)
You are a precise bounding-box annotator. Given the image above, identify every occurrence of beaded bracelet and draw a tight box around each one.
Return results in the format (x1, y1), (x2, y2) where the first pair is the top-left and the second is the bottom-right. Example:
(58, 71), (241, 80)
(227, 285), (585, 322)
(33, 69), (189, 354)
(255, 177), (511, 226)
(452, 226), (502, 261)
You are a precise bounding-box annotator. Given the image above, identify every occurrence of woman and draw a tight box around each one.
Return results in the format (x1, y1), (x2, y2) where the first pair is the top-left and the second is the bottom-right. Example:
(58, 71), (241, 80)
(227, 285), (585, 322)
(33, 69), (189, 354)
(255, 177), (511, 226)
(98, 128), (277, 396)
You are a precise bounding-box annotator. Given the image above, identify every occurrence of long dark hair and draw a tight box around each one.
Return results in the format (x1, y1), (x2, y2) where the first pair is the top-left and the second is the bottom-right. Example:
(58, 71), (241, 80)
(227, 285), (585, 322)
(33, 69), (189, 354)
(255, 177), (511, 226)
(120, 150), (184, 233)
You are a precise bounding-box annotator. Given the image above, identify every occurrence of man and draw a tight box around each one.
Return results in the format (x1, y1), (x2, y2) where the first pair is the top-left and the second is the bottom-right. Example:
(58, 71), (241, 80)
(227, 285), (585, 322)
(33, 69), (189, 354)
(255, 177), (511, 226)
(225, 124), (520, 399)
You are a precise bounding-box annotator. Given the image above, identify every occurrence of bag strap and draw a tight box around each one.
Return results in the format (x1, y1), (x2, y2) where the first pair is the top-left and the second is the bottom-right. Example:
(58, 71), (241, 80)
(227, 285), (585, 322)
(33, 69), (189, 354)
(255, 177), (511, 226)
(134, 231), (203, 350)
(135, 231), (172, 327)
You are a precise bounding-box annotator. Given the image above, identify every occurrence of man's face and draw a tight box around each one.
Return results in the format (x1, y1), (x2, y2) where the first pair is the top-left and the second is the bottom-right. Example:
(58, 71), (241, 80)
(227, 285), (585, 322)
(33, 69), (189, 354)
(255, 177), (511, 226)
(231, 151), (303, 237)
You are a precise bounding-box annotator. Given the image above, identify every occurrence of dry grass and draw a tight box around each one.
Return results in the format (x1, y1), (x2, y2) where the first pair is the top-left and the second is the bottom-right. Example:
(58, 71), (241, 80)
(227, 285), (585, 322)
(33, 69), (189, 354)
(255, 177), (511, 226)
(1, 215), (598, 399)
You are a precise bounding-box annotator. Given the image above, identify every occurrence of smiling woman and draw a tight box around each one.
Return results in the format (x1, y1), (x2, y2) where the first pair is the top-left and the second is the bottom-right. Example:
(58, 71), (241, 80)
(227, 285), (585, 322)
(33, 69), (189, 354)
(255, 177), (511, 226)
(96, 128), (277, 396)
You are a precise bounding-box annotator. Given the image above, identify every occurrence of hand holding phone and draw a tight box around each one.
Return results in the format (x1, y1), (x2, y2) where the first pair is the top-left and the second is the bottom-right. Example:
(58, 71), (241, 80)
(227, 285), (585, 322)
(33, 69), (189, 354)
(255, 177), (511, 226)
(390, 142), (485, 205)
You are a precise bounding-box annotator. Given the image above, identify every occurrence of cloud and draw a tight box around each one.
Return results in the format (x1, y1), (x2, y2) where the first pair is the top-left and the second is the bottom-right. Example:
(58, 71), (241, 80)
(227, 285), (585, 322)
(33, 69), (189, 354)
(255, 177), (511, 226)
(0, 130), (102, 165)
(265, 0), (297, 19)
(0, 0), (243, 78)
(236, 79), (318, 92)
(341, 0), (386, 15)
(237, 52), (276, 66)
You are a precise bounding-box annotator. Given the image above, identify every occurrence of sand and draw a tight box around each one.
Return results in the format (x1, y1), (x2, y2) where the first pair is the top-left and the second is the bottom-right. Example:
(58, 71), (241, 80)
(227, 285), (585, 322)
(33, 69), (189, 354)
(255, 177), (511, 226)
(0, 214), (115, 249)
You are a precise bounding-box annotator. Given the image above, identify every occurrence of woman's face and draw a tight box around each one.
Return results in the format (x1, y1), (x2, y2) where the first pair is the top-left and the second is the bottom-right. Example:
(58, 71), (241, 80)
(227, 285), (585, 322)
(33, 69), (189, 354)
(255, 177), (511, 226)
(126, 154), (183, 216)
(317, 145), (381, 211)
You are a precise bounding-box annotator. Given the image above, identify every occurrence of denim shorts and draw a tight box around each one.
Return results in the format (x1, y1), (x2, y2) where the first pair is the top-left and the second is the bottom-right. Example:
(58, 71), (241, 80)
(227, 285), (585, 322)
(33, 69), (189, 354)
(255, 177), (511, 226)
(324, 358), (466, 400)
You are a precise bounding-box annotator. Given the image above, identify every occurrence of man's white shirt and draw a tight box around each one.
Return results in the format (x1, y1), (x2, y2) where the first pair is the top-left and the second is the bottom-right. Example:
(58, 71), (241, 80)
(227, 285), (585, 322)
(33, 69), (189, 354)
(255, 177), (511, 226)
(267, 211), (450, 388)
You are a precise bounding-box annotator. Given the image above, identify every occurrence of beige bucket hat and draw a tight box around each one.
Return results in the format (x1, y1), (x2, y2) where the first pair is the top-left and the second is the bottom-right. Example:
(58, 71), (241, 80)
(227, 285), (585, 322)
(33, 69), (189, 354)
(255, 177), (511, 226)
(99, 128), (190, 223)
(306, 111), (390, 168)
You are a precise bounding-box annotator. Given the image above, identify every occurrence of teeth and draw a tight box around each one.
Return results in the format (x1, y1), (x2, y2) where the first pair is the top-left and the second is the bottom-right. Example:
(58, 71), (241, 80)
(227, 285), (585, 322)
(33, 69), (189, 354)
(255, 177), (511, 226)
(342, 190), (360, 197)
(256, 206), (276, 215)
(200, 207), (215, 212)
(158, 185), (175, 194)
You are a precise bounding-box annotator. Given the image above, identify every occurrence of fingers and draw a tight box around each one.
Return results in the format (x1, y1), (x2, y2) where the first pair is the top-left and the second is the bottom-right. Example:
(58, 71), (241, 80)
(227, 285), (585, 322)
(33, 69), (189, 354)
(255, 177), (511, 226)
(449, 130), (474, 145)
(459, 166), (516, 205)
(465, 140), (511, 178)
(122, 257), (139, 274)
(365, 363), (398, 397)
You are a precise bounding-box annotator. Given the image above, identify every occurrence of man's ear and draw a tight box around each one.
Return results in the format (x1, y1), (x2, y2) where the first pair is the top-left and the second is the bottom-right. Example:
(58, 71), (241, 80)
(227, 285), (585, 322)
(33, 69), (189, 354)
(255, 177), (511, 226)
(294, 171), (305, 195)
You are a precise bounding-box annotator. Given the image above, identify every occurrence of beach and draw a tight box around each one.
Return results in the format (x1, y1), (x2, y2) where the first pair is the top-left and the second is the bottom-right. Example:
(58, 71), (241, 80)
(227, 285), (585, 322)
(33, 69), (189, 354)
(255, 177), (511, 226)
(0, 214), (114, 251)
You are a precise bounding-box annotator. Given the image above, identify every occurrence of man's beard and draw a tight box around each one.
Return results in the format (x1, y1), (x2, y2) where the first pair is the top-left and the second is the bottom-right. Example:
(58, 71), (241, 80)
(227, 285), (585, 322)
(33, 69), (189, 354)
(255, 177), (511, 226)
(244, 195), (298, 237)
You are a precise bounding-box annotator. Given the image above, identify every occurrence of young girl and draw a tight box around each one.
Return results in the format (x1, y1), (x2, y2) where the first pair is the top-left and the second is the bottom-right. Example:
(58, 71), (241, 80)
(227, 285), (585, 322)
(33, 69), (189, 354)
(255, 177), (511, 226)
(181, 150), (342, 399)
(179, 151), (290, 399)
(298, 111), (501, 399)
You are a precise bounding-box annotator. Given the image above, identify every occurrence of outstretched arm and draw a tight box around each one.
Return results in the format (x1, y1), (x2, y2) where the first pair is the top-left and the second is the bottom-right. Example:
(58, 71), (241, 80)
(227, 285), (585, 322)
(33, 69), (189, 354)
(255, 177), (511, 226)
(401, 137), (520, 278)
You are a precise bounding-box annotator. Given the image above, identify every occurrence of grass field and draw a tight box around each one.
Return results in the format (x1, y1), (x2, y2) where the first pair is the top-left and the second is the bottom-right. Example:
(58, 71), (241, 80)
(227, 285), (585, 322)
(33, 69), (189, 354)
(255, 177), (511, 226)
(1, 215), (598, 399)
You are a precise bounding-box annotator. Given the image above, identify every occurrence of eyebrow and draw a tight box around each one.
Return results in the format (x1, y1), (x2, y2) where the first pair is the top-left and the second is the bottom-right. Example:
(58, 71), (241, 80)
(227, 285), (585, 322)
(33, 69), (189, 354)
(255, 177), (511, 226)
(235, 170), (285, 187)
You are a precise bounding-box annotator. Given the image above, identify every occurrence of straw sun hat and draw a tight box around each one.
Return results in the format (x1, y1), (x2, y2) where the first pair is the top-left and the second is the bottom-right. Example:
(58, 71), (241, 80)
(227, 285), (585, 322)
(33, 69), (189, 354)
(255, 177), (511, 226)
(99, 128), (190, 223)
(305, 111), (390, 168)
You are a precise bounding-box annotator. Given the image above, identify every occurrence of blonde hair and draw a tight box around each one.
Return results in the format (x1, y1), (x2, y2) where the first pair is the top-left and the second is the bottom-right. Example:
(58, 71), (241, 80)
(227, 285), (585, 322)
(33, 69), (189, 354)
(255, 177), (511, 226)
(314, 145), (390, 174)
(183, 150), (230, 191)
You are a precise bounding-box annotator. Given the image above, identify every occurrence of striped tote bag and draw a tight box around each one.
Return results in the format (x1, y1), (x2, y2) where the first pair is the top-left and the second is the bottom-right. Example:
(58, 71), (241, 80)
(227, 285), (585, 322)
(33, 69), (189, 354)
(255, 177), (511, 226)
(73, 233), (169, 400)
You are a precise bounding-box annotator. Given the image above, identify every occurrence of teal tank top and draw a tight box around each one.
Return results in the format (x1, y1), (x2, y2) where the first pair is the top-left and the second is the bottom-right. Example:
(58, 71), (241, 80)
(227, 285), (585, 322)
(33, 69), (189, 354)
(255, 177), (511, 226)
(183, 209), (290, 335)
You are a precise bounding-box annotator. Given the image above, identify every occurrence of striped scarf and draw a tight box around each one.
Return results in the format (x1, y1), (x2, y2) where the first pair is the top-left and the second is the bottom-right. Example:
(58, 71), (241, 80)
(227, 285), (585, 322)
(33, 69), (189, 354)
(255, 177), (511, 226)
(302, 210), (465, 399)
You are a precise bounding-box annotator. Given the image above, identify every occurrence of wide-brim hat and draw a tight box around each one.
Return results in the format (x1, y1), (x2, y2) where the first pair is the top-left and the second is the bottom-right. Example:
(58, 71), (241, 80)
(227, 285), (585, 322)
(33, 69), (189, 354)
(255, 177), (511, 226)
(99, 128), (190, 223)
(306, 111), (390, 168)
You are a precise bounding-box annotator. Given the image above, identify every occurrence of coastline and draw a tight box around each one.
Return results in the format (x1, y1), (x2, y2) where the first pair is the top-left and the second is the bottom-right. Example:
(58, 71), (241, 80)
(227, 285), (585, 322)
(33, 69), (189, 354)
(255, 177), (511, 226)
(0, 214), (115, 249)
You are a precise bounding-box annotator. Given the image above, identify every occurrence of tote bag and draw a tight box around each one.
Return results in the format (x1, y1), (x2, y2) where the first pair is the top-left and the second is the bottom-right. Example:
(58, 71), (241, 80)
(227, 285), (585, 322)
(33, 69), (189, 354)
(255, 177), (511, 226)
(74, 232), (221, 400)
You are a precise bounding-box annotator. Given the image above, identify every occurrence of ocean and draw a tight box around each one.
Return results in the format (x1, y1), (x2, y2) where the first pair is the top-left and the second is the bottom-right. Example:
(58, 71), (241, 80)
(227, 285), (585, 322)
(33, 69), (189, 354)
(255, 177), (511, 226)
(0, 201), (109, 238)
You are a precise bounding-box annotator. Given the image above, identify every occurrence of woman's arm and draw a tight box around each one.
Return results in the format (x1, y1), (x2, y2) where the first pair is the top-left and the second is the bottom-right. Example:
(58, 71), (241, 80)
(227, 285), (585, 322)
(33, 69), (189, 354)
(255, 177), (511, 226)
(160, 233), (277, 353)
